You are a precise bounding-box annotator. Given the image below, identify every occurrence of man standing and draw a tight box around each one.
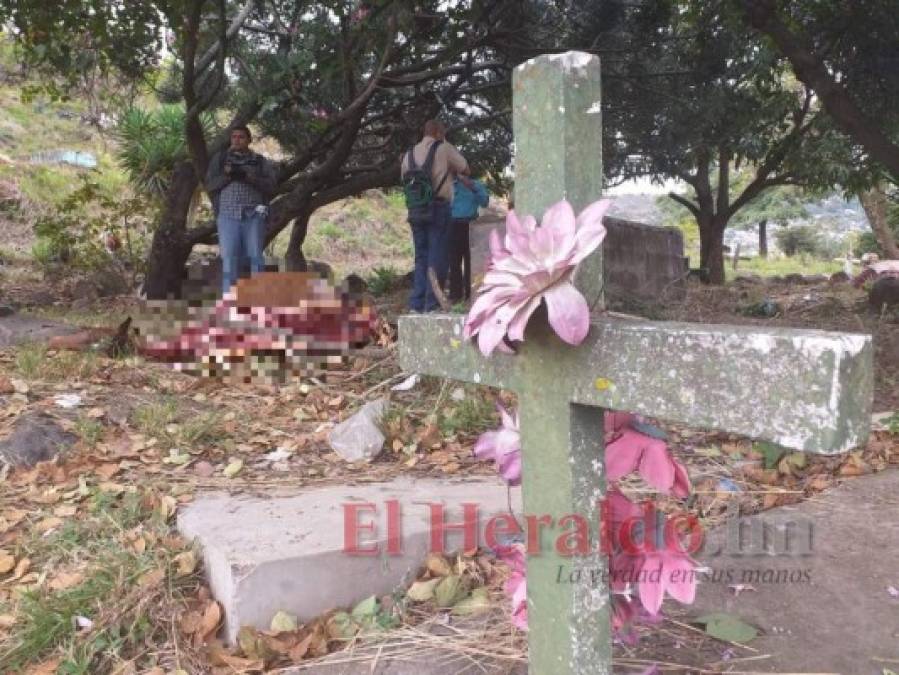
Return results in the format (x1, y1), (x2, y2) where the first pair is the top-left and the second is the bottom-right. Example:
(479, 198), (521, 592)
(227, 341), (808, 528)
(400, 119), (468, 312)
(448, 174), (489, 303)
(206, 126), (277, 294)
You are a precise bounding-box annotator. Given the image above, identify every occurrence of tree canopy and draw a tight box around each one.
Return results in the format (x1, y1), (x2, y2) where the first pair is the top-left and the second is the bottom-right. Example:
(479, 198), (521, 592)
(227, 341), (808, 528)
(3, 0), (521, 296)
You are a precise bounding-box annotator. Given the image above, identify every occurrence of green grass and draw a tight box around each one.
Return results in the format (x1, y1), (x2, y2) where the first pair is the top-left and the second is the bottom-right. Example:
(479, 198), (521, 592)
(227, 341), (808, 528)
(74, 415), (104, 448)
(131, 397), (179, 437)
(14, 343), (100, 381)
(366, 265), (402, 296)
(726, 254), (842, 280)
(673, 218), (844, 280)
(438, 388), (498, 437)
(271, 190), (411, 278)
(0, 490), (197, 673)
(131, 397), (223, 449)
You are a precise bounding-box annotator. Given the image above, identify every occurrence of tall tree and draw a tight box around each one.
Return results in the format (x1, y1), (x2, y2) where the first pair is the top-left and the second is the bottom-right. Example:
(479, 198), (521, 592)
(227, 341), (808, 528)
(740, 0), (899, 181)
(4, 1), (519, 297)
(537, 0), (860, 282)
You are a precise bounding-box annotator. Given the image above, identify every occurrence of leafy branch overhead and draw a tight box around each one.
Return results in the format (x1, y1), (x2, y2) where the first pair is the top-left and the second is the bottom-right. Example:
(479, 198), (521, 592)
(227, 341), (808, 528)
(4, 0), (519, 296)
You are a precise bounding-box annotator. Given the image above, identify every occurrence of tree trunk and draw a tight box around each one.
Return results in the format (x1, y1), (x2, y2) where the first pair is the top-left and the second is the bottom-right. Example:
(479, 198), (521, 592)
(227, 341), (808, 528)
(284, 206), (313, 272)
(698, 214), (727, 284)
(858, 185), (899, 259)
(758, 219), (768, 258)
(143, 161), (199, 300)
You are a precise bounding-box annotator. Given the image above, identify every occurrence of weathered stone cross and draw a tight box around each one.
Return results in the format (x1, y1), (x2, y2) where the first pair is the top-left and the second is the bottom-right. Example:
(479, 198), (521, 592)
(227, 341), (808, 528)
(399, 52), (873, 675)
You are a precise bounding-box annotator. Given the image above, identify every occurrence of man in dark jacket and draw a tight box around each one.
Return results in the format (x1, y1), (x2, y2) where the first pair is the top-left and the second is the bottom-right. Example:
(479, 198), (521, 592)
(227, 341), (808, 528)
(206, 126), (278, 294)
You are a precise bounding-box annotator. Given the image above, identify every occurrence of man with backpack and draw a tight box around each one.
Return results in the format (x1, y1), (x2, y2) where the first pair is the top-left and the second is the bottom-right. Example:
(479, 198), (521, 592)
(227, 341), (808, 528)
(206, 126), (278, 295)
(401, 119), (468, 312)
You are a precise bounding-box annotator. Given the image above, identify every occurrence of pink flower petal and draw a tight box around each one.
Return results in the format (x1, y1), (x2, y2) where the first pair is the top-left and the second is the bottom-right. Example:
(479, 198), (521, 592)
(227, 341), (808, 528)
(605, 431), (644, 480)
(497, 403), (517, 431)
(571, 199), (611, 265)
(476, 299), (526, 356)
(672, 459), (692, 498)
(497, 449), (522, 485)
(473, 431), (499, 461)
(543, 200), (577, 239)
(542, 281), (590, 345)
(662, 552), (697, 605)
(506, 294), (543, 343)
(637, 435), (676, 493)
(505, 210), (537, 262)
(489, 228), (509, 262)
(605, 411), (637, 433)
(638, 554), (665, 615)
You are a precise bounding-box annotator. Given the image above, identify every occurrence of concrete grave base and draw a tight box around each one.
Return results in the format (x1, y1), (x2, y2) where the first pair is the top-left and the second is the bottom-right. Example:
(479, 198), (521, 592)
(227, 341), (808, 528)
(693, 468), (899, 673)
(178, 477), (522, 644)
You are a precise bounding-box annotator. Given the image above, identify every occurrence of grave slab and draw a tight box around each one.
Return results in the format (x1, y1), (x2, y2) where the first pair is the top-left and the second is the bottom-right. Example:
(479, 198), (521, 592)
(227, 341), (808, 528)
(178, 477), (522, 644)
(694, 469), (899, 673)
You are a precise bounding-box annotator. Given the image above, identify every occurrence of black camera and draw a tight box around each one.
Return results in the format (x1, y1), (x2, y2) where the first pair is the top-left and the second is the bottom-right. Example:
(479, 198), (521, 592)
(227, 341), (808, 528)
(226, 151), (259, 180)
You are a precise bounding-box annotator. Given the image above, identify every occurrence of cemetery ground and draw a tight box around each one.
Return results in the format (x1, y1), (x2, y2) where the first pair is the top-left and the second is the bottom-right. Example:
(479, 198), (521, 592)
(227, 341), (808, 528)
(0, 239), (897, 674)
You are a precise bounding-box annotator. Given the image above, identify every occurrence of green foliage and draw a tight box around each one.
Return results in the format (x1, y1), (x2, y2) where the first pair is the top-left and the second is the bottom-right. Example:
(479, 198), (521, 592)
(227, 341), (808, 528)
(730, 183), (809, 230)
(31, 176), (152, 274)
(366, 265), (401, 296)
(774, 225), (827, 257)
(115, 106), (213, 197)
(438, 392), (496, 437)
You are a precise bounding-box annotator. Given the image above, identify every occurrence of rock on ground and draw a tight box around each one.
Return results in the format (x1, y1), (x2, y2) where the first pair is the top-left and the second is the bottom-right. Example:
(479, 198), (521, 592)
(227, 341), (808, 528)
(328, 398), (388, 463)
(869, 276), (899, 309)
(0, 412), (77, 467)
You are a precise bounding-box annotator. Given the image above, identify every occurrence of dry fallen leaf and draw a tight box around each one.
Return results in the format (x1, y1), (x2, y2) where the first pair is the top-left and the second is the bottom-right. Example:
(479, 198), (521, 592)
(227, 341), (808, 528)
(0, 551), (15, 575)
(35, 517), (63, 534)
(179, 610), (202, 635)
(138, 568), (165, 588)
(53, 504), (78, 517)
(425, 553), (453, 577)
(49, 570), (84, 591)
(289, 631), (315, 662)
(197, 600), (223, 645)
(173, 551), (198, 578)
(24, 658), (61, 675)
(11, 557), (31, 580)
(94, 463), (122, 480)
(0, 613), (16, 628)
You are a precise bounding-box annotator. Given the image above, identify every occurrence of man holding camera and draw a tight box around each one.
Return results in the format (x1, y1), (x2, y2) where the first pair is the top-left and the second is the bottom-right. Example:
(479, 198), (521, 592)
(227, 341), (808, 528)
(206, 126), (278, 294)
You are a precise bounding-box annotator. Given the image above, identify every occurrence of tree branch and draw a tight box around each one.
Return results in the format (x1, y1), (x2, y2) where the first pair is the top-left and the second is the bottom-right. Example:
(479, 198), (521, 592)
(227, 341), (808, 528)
(668, 192), (700, 219)
(742, 0), (899, 178)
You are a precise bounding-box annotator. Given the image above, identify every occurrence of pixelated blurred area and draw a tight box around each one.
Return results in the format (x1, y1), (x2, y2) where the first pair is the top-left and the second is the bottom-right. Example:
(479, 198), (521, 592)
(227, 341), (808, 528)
(137, 271), (379, 384)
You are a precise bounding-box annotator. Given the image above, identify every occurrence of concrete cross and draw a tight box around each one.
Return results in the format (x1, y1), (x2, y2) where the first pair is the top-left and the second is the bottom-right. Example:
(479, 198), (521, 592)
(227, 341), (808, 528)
(398, 52), (873, 675)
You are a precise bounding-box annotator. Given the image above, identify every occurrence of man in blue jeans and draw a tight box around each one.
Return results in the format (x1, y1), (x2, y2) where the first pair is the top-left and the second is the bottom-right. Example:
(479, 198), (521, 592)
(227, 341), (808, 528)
(401, 120), (469, 312)
(206, 126), (278, 294)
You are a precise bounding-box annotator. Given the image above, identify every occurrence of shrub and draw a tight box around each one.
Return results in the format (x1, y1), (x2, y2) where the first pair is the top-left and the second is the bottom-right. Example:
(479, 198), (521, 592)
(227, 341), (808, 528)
(774, 225), (825, 257)
(366, 265), (401, 295)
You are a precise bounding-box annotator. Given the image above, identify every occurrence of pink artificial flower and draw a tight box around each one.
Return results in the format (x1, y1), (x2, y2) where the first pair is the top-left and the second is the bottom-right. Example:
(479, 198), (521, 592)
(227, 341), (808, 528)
(496, 544), (527, 630)
(606, 428), (691, 497)
(473, 403), (521, 486)
(463, 199), (611, 356)
(637, 547), (698, 616)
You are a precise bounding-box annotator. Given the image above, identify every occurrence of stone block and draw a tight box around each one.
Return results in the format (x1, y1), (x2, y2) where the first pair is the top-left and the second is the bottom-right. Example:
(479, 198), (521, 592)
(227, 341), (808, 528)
(601, 216), (688, 302)
(178, 477), (522, 643)
(469, 215), (688, 305)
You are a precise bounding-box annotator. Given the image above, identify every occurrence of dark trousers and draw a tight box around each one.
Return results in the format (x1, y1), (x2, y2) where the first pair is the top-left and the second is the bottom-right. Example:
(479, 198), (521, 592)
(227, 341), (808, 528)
(409, 200), (451, 312)
(447, 218), (472, 302)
